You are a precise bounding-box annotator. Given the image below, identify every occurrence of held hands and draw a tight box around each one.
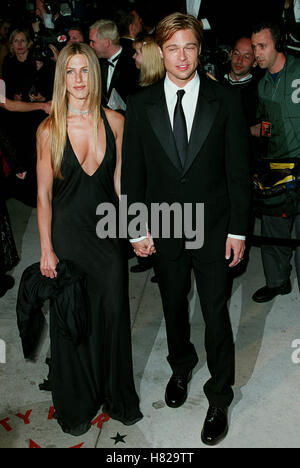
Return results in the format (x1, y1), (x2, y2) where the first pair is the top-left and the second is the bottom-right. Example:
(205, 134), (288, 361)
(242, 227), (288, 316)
(132, 235), (245, 265)
(225, 238), (245, 268)
(40, 250), (59, 279)
(132, 232), (156, 258)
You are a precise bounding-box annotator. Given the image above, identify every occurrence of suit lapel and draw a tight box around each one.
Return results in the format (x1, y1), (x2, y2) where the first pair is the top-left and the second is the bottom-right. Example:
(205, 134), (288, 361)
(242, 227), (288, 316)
(146, 77), (220, 175)
(146, 83), (183, 173)
(183, 78), (220, 176)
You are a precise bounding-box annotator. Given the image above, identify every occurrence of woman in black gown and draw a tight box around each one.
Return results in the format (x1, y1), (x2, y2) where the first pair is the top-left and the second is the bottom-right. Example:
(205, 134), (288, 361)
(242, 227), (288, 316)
(36, 42), (142, 436)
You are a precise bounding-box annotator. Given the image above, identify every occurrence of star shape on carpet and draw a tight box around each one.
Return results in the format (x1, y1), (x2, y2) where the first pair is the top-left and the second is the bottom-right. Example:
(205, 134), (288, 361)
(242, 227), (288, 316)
(111, 432), (127, 445)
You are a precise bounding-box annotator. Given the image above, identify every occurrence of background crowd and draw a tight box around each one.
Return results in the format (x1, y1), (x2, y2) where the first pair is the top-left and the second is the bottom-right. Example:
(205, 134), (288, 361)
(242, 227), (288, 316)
(0, 0), (299, 297)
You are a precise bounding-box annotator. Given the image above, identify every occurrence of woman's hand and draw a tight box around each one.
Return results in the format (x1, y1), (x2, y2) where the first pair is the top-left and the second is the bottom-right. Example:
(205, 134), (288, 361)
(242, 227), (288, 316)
(40, 250), (59, 279)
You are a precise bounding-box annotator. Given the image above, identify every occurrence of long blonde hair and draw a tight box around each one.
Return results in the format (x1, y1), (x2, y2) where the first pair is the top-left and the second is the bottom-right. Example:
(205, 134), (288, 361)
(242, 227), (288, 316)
(133, 34), (165, 87)
(40, 43), (102, 178)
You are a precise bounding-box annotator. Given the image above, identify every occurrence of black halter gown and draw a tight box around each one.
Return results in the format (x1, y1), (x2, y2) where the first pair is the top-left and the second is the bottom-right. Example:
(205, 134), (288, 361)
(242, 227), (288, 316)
(50, 108), (142, 436)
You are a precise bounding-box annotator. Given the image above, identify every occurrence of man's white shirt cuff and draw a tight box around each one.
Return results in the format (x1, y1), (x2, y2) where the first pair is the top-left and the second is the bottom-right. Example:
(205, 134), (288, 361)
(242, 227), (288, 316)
(228, 234), (246, 241)
(129, 236), (147, 243)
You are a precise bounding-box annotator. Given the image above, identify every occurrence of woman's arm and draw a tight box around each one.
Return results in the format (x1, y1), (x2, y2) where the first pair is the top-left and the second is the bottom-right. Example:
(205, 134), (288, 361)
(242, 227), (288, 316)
(104, 108), (125, 198)
(0, 98), (51, 113)
(36, 122), (59, 278)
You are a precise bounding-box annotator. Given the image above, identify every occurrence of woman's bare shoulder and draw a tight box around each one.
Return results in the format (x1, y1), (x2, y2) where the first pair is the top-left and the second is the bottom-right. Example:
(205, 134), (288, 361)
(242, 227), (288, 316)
(36, 117), (51, 143)
(36, 118), (50, 153)
(103, 107), (124, 134)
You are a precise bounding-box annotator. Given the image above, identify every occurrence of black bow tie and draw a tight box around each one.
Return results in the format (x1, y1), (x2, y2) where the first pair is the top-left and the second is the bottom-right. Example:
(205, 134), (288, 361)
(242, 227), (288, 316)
(107, 55), (120, 67)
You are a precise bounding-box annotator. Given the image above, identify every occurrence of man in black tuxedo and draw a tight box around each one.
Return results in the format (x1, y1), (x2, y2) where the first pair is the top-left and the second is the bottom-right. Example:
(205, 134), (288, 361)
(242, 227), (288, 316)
(175, 0), (219, 47)
(89, 19), (139, 109)
(114, 6), (143, 58)
(121, 13), (251, 446)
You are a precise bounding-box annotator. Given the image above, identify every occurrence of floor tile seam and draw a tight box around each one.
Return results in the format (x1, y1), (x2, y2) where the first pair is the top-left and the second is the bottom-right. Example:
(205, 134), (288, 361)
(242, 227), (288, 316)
(130, 272), (152, 331)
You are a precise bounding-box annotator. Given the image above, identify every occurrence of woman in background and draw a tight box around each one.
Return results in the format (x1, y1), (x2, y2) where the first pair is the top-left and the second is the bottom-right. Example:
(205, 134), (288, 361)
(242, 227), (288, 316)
(133, 33), (165, 87)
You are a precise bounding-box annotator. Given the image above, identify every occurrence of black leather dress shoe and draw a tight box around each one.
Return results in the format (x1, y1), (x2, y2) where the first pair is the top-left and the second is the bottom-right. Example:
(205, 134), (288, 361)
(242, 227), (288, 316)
(252, 281), (291, 303)
(0, 275), (15, 298)
(165, 371), (192, 408)
(201, 407), (228, 446)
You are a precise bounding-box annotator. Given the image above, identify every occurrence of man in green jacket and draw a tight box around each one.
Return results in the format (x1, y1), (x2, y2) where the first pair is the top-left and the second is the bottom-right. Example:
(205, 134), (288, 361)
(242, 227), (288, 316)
(251, 21), (300, 302)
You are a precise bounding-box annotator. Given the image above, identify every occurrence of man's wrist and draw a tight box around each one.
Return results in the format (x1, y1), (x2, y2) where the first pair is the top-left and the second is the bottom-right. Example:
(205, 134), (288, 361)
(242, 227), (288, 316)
(129, 236), (147, 244)
(228, 234), (246, 241)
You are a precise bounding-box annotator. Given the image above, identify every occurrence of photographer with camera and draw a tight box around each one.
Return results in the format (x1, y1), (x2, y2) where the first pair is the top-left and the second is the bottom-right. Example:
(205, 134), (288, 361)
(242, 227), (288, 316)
(29, 47), (55, 103)
(36, 0), (70, 34)
(251, 21), (300, 303)
(31, 1), (70, 63)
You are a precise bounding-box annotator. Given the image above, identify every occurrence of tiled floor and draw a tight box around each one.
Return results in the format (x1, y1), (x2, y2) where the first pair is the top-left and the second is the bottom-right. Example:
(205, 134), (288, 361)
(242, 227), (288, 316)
(0, 199), (299, 449)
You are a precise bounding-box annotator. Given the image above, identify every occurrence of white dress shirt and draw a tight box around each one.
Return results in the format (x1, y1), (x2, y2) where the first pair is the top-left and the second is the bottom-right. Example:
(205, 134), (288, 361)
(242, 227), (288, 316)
(107, 47), (122, 92)
(295, 0), (300, 22)
(186, 0), (211, 30)
(164, 71), (199, 141)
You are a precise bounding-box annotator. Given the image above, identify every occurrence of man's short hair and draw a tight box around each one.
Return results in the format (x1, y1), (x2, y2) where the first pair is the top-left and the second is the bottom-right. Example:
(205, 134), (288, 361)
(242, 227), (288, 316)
(252, 20), (284, 48)
(114, 7), (135, 37)
(155, 12), (204, 49)
(90, 19), (120, 46)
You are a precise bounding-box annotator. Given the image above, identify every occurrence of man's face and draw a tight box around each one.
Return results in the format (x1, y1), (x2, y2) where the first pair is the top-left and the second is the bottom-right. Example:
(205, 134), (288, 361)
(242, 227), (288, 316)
(133, 42), (143, 69)
(230, 37), (256, 80)
(0, 22), (10, 40)
(159, 29), (200, 88)
(251, 28), (278, 71)
(68, 29), (84, 44)
(89, 28), (107, 58)
(132, 10), (143, 37)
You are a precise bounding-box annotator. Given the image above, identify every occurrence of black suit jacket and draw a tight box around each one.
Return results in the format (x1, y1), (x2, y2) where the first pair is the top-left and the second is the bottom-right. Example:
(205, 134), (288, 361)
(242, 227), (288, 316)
(179, 0), (217, 29)
(121, 75), (251, 262)
(100, 48), (139, 107)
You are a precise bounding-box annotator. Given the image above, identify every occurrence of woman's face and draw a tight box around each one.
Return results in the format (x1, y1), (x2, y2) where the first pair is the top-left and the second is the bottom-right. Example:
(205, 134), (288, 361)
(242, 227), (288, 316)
(66, 53), (90, 104)
(11, 32), (30, 59)
(133, 42), (143, 70)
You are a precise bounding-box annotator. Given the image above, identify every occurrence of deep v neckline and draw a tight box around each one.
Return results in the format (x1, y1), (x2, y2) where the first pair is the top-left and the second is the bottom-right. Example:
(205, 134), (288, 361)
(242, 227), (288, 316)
(67, 118), (107, 177)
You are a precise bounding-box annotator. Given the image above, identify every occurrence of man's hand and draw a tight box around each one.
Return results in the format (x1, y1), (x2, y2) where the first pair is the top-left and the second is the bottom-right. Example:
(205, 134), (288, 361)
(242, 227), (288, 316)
(29, 92), (45, 102)
(132, 232), (156, 258)
(13, 93), (22, 101)
(250, 123), (261, 137)
(225, 237), (245, 268)
(49, 44), (59, 62)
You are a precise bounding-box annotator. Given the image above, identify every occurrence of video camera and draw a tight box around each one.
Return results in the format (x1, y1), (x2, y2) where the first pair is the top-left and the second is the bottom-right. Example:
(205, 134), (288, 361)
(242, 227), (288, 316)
(32, 29), (68, 61)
